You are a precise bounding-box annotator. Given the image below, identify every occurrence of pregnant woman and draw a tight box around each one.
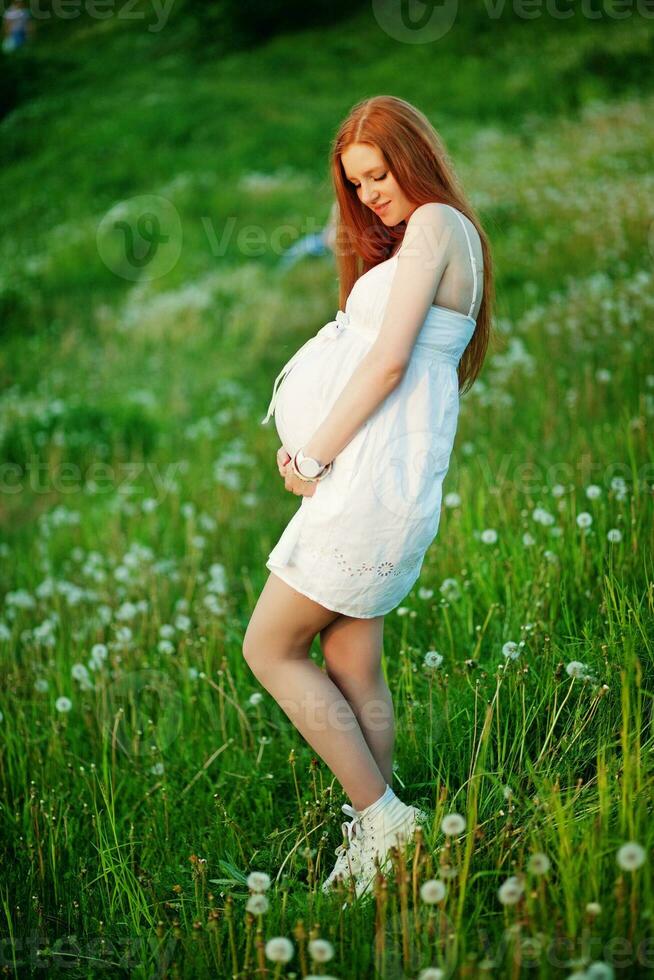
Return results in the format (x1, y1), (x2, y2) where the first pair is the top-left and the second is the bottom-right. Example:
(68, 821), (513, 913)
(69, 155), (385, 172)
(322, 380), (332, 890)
(244, 95), (494, 899)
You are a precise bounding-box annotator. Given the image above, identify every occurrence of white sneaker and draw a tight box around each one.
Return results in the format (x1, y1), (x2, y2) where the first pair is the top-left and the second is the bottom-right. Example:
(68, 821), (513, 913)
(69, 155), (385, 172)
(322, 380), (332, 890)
(320, 803), (366, 895)
(353, 802), (428, 900)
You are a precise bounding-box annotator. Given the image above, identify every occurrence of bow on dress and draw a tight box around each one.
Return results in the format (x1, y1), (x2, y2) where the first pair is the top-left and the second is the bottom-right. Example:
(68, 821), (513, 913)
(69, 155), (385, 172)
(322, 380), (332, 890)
(261, 309), (350, 425)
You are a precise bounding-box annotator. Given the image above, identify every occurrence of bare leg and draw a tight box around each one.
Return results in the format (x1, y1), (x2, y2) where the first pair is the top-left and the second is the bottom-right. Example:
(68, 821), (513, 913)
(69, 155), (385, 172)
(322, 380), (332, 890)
(319, 614), (395, 788)
(243, 572), (387, 812)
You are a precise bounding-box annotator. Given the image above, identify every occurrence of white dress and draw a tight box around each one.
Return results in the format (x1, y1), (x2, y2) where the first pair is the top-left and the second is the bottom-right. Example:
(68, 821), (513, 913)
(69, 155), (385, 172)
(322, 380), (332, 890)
(260, 203), (480, 618)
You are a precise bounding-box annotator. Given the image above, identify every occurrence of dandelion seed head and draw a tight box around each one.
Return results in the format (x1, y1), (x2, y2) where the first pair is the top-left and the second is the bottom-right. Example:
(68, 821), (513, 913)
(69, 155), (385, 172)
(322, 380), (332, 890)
(441, 813), (465, 836)
(308, 938), (334, 963)
(264, 936), (294, 963)
(616, 841), (646, 871)
(420, 879), (447, 904)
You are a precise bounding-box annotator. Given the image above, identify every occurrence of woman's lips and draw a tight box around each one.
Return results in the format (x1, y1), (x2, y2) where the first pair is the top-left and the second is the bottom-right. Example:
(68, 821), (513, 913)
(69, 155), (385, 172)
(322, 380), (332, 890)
(373, 201), (390, 215)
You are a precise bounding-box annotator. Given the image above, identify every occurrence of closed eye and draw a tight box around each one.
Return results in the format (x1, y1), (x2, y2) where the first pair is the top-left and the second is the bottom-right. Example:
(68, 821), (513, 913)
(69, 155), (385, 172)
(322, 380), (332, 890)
(351, 173), (387, 188)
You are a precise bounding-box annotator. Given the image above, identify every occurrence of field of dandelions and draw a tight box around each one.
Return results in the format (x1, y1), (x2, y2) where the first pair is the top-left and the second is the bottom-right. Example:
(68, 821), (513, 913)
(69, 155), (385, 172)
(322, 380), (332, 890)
(1, 9), (653, 979)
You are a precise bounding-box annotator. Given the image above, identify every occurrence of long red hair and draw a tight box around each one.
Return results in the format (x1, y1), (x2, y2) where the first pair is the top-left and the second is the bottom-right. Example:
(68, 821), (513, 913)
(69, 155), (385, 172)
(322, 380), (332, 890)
(329, 95), (495, 395)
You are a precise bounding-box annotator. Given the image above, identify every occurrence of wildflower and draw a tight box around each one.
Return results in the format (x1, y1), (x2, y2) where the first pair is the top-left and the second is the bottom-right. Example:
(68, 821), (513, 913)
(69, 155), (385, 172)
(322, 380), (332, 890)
(246, 893), (269, 915)
(481, 528), (498, 544)
(423, 650), (444, 669)
(586, 963), (615, 979)
(420, 879), (447, 904)
(444, 492), (461, 508)
(498, 875), (524, 905)
(502, 641), (520, 660)
(439, 578), (461, 601)
(565, 661), (589, 679)
(616, 841), (646, 871)
(34, 678), (49, 692)
(418, 970), (446, 980)
(159, 624), (175, 639)
(55, 696), (72, 713)
(533, 507), (555, 525)
(607, 529), (622, 543)
(522, 532), (535, 547)
(576, 512), (592, 528)
(175, 614), (191, 632)
(248, 692), (264, 706)
(247, 870), (271, 892)
(527, 852), (551, 874)
(586, 901), (602, 916)
(116, 601), (138, 621)
(396, 606), (409, 616)
(90, 643), (108, 668)
(585, 484), (602, 500)
(441, 813), (465, 836)
(158, 640), (174, 655)
(418, 587), (434, 600)
(551, 483), (567, 497)
(308, 938), (334, 963)
(264, 936), (294, 963)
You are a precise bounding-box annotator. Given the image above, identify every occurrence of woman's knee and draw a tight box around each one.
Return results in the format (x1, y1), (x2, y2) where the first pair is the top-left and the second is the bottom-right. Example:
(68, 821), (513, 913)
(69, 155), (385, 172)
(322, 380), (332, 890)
(321, 616), (385, 689)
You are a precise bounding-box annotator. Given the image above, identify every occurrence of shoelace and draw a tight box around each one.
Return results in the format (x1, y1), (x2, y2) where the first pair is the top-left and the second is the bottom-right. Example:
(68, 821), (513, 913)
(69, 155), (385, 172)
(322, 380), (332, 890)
(323, 804), (365, 889)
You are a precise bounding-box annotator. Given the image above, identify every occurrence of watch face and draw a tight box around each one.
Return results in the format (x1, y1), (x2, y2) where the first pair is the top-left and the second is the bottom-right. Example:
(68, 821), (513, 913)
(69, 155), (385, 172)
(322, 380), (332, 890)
(298, 457), (321, 478)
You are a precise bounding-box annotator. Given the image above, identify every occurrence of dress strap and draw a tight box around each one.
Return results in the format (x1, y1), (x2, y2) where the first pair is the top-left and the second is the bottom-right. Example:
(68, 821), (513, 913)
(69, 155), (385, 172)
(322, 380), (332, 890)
(444, 204), (479, 320)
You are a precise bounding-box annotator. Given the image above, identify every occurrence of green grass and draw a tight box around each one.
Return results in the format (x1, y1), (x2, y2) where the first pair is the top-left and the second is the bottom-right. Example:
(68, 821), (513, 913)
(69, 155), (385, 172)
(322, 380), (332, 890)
(0, 5), (653, 978)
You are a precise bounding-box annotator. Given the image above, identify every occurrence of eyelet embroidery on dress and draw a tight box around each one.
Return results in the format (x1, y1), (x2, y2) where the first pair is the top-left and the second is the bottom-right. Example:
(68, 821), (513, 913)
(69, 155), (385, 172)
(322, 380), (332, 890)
(301, 543), (423, 580)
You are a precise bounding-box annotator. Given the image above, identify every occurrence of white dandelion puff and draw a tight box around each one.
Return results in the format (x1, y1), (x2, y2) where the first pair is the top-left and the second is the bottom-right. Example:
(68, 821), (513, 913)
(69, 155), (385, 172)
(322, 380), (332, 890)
(420, 879), (447, 904)
(502, 641), (520, 660)
(607, 529), (622, 543)
(576, 512), (593, 528)
(55, 696), (72, 713)
(498, 876), (524, 905)
(247, 870), (271, 892)
(527, 852), (551, 875)
(423, 650), (444, 669)
(264, 936), (294, 963)
(308, 938), (334, 963)
(441, 813), (465, 836)
(439, 577), (461, 601)
(616, 841), (646, 871)
(481, 528), (498, 544)
(586, 962), (615, 980)
(245, 893), (269, 915)
(585, 484), (602, 500)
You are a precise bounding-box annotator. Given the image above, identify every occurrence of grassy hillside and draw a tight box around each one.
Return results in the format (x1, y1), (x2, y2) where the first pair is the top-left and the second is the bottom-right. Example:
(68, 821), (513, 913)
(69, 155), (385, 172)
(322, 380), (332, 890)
(0, 5), (653, 978)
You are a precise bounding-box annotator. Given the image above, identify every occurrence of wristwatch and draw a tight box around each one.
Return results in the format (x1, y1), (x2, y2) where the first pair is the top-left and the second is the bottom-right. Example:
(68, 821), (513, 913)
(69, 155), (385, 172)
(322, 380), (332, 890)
(293, 448), (327, 479)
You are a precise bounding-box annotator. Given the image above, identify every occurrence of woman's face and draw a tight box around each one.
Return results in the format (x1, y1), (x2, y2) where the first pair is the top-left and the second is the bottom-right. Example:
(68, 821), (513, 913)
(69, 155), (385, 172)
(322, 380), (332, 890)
(341, 142), (415, 227)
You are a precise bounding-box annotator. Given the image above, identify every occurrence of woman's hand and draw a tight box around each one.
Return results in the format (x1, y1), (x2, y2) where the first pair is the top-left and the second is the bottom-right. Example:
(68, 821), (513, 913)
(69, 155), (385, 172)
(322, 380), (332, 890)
(276, 446), (316, 497)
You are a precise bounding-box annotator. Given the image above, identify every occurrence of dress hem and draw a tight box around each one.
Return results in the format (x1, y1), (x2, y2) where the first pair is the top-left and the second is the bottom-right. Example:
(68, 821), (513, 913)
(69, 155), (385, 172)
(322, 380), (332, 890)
(265, 561), (400, 619)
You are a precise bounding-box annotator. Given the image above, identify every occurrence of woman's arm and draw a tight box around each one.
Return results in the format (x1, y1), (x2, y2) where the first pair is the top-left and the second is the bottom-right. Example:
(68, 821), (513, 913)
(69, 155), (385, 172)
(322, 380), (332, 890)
(302, 204), (453, 466)
(302, 353), (404, 466)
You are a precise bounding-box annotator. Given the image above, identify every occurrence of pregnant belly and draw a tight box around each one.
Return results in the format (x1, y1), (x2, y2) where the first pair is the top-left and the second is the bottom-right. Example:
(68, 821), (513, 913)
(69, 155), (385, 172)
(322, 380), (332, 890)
(273, 337), (365, 457)
(274, 349), (329, 457)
